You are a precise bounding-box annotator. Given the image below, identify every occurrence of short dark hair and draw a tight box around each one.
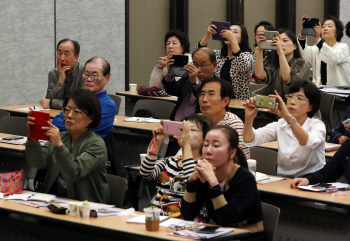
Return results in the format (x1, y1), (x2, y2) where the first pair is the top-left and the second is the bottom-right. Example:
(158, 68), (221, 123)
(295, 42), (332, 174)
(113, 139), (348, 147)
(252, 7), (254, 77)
(207, 125), (248, 169)
(199, 77), (233, 111)
(288, 80), (320, 118)
(270, 29), (301, 66)
(164, 29), (190, 53)
(192, 47), (217, 63)
(182, 113), (215, 141)
(323, 16), (344, 42)
(220, 22), (251, 57)
(84, 57), (111, 76)
(63, 89), (101, 129)
(345, 21), (350, 38)
(57, 39), (80, 56)
(254, 21), (275, 47)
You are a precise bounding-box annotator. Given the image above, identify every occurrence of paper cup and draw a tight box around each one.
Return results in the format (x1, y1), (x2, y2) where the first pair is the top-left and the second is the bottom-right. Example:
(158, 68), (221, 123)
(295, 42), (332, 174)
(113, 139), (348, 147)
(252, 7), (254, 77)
(140, 153), (147, 164)
(129, 83), (137, 92)
(144, 207), (161, 231)
(69, 202), (80, 217)
(79, 205), (91, 219)
(247, 159), (257, 177)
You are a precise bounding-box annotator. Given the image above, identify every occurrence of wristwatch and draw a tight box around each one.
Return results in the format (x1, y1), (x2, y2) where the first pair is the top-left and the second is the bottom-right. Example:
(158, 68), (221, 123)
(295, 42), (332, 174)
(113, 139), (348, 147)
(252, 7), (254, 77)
(288, 117), (297, 126)
(192, 79), (200, 85)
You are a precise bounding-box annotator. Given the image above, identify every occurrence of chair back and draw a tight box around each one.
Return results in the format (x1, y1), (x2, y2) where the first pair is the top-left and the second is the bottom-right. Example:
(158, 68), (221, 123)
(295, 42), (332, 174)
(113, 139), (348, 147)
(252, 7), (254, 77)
(108, 94), (122, 115)
(262, 202), (280, 241)
(105, 174), (127, 208)
(0, 110), (10, 119)
(250, 147), (278, 175)
(319, 91), (335, 135)
(0, 116), (28, 136)
(132, 99), (175, 119)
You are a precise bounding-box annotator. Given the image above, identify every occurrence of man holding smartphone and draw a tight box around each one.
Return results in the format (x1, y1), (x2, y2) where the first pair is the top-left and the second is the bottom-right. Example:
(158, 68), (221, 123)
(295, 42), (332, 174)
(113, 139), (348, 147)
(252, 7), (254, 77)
(162, 47), (217, 121)
(39, 39), (84, 110)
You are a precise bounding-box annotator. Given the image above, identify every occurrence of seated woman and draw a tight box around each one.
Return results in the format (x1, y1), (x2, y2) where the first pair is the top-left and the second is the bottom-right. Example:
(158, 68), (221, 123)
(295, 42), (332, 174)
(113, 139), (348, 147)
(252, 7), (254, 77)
(149, 29), (191, 88)
(26, 89), (109, 203)
(298, 15), (350, 86)
(255, 29), (312, 97)
(140, 114), (214, 216)
(243, 80), (326, 178)
(181, 126), (264, 241)
(196, 19), (253, 100)
(252, 21), (275, 64)
(330, 107), (350, 144)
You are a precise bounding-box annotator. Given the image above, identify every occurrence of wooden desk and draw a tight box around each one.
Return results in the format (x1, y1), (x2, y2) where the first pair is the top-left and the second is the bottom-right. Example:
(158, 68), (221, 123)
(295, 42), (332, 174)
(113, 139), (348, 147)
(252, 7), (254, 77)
(258, 178), (350, 241)
(259, 141), (337, 158)
(113, 115), (159, 132)
(0, 199), (250, 241)
(0, 104), (61, 118)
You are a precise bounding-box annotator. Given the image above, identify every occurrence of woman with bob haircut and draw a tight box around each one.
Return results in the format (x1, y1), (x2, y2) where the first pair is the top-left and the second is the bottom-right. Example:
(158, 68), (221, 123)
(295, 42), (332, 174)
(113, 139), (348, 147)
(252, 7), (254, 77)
(255, 29), (312, 97)
(195, 19), (253, 100)
(26, 89), (109, 203)
(243, 80), (326, 178)
(149, 29), (191, 88)
(181, 125), (264, 241)
(298, 15), (350, 86)
(140, 113), (214, 216)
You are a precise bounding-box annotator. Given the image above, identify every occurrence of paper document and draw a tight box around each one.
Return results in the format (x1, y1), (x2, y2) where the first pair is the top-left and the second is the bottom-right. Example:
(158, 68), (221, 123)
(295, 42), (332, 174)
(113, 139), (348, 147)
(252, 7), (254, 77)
(0, 136), (47, 145)
(168, 227), (235, 239)
(5, 193), (56, 202)
(255, 172), (270, 182)
(123, 117), (161, 123)
(325, 143), (341, 152)
(159, 218), (198, 227)
(298, 182), (350, 192)
(258, 176), (285, 184)
(16, 106), (51, 111)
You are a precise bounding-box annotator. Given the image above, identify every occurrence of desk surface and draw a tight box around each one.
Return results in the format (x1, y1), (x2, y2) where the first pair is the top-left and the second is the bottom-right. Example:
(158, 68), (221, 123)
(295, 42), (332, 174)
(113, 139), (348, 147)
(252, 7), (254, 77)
(0, 104), (61, 118)
(0, 199), (249, 240)
(258, 178), (350, 207)
(0, 133), (26, 151)
(259, 141), (337, 157)
(113, 115), (159, 131)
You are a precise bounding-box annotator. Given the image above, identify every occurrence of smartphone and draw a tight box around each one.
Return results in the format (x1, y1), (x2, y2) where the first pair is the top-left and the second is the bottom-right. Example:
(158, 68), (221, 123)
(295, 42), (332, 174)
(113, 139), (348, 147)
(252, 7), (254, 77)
(302, 18), (319, 36)
(29, 111), (51, 141)
(342, 118), (350, 125)
(2, 136), (24, 140)
(197, 226), (219, 234)
(162, 120), (183, 136)
(255, 95), (276, 110)
(259, 30), (278, 50)
(212, 20), (231, 41)
(171, 55), (189, 68)
(312, 183), (332, 190)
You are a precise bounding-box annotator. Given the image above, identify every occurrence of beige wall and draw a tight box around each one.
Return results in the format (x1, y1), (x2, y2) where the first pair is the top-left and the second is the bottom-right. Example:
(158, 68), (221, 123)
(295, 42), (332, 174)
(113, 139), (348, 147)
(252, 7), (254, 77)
(189, 0), (226, 52)
(244, 0), (276, 51)
(129, 0), (169, 87)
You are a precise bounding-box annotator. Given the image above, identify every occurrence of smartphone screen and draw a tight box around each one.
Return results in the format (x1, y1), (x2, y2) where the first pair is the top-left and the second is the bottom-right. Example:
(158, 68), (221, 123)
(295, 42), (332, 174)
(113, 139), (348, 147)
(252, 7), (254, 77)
(172, 55), (189, 68)
(197, 226), (219, 234)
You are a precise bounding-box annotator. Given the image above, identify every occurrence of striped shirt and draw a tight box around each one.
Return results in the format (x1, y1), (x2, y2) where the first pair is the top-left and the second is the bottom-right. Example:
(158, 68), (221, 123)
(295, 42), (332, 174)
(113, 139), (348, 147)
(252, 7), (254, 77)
(218, 112), (250, 159)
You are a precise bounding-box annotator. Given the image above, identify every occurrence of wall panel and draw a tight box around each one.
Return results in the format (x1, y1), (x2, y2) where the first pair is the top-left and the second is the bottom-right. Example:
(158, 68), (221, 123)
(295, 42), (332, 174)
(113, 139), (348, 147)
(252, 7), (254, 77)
(340, 0), (350, 48)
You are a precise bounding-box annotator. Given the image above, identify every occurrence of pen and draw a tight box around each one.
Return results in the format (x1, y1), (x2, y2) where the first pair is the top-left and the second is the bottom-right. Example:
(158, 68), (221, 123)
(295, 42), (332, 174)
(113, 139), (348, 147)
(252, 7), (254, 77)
(33, 106), (35, 110)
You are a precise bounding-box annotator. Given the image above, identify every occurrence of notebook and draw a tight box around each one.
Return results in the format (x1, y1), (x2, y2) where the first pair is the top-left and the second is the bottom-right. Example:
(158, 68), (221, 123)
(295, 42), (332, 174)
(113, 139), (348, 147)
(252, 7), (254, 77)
(5, 193), (56, 203)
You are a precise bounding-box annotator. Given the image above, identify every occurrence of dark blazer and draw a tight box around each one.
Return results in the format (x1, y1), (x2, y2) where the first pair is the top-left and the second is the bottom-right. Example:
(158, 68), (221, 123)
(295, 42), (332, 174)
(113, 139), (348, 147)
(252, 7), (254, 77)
(330, 107), (350, 143)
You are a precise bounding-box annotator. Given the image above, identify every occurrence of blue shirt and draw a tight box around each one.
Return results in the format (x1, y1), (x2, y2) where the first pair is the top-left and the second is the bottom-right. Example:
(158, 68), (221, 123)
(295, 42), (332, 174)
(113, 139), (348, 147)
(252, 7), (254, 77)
(52, 90), (117, 139)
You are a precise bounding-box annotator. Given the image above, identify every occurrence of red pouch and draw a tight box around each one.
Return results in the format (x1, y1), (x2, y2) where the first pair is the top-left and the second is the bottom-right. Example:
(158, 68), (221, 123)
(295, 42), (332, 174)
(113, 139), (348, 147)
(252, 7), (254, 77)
(0, 170), (24, 196)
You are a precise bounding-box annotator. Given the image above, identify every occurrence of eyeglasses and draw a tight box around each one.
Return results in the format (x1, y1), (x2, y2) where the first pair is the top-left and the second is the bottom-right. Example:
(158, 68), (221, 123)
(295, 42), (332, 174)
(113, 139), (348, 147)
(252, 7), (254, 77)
(198, 92), (221, 99)
(166, 223), (196, 233)
(285, 94), (309, 103)
(82, 73), (104, 81)
(192, 63), (213, 69)
(62, 107), (83, 117)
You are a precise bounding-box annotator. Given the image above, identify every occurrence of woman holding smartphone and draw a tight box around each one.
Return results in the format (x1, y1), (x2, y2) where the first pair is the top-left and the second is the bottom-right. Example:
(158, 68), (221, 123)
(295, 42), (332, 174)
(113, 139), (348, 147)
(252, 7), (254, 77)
(26, 89), (109, 203)
(298, 15), (350, 86)
(140, 114), (214, 216)
(195, 19), (253, 100)
(181, 126), (264, 241)
(243, 80), (325, 178)
(149, 29), (191, 88)
(255, 29), (312, 97)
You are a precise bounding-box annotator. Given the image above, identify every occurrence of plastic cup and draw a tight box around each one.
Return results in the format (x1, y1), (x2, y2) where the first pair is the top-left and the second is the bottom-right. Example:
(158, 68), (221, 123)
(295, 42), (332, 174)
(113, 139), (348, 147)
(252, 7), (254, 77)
(144, 207), (161, 231)
(79, 205), (91, 219)
(247, 159), (257, 178)
(140, 154), (147, 164)
(129, 83), (137, 92)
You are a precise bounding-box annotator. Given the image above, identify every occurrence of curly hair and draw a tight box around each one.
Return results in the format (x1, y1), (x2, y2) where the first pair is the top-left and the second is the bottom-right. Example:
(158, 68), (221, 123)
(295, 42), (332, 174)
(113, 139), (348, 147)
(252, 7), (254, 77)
(345, 21), (350, 38)
(323, 15), (344, 42)
(164, 29), (190, 53)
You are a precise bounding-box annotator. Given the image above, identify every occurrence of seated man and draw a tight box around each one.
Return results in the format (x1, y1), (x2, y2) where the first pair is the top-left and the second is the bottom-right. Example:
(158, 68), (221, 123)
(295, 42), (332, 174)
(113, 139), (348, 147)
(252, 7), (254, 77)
(291, 138), (350, 188)
(40, 39), (84, 109)
(330, 106), (350, 144)
(52, 57), (117, 139)
(162, 47), (217, 121)
(198, 77), (250, 159)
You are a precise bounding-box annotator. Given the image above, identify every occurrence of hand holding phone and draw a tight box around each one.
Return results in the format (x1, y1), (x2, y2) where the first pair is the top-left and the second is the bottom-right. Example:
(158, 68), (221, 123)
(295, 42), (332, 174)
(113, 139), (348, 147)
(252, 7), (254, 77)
(301, 17), (320, 36)
(28, 110), (51, 141)
(259, 31), (278, 50)
(212, 20), (230, 41)
(255, 95), (276, 110)
(162, 120), (183, 136)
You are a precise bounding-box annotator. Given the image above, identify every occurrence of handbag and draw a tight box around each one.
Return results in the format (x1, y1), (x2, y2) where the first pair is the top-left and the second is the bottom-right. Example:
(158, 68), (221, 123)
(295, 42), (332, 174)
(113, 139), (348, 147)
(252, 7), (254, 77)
(0, 170), (24, 195)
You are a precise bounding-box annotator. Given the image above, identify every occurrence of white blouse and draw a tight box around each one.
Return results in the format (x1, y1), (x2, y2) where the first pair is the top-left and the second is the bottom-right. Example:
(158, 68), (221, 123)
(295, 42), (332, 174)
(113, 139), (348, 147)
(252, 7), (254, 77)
(244, 117), (326, 177)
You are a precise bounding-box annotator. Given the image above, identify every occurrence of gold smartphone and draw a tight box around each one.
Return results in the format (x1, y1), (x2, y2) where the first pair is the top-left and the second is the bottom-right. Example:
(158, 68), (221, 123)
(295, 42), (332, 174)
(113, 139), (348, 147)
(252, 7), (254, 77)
(255, 95), (276, 109)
